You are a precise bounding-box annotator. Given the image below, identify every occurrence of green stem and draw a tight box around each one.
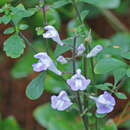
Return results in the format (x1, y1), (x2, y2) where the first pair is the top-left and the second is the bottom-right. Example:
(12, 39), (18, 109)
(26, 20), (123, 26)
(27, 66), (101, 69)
(72, 36), (88, 130)
(100, 9), (128, 32)
(42, 0), (49, 55)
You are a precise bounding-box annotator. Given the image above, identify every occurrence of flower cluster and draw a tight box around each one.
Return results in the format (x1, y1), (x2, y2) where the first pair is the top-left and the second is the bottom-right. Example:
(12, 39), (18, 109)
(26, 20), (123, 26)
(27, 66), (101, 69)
(32, 25), (115, 114)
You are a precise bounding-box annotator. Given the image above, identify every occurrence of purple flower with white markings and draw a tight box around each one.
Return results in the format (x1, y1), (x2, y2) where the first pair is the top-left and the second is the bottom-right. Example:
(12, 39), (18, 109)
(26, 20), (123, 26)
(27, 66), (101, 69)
(32, 52), (62, 75)
(87, 45), (103, 58)
(77, 43), (85, 56)
(57, 56), (67, 64)
(43, 25), (64, 46)
(51, 91), (73, 111)
(90, 91), (116, 114)
(67, 69), (91, 91)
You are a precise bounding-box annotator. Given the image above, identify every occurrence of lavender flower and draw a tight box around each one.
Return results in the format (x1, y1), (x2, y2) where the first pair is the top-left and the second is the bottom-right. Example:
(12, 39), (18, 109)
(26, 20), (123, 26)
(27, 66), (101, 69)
(43, 25), (64, 46)
(87, 45), (103, 58)
(90, 91), (116, 114)
(57, 56), (67, 64)
(51, 91), (73, 111)
(77, 43), (85, 56)
(32, 52), (62, 75)
(67, 69), (91, 91)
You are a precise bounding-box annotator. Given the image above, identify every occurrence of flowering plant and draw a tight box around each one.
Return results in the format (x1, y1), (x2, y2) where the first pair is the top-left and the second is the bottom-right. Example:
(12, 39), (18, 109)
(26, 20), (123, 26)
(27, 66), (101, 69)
(1, 0), (130, 130)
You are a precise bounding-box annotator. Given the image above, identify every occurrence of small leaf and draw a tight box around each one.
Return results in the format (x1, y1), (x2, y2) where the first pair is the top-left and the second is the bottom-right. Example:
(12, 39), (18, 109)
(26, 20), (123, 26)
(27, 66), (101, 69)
(94, 58), (127, 74)
(4, 27), (15, 34)
(81, 10), (89, 21)
(95, 83), (112, 91)
(115, 92), (127, 99)
(4, 33), (25, 58)
(2, 15), (11, 24)
(113, 68), (126, 85)
(126, 69), (130, 77)
(19, 24), (29, 30)
(26, 72), (46, 100)
(96, 113), (106, 118)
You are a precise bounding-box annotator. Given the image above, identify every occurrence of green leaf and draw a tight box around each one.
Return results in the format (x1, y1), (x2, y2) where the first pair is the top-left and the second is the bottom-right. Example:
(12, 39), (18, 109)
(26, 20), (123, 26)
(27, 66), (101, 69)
(26, 72), (46, 100)
(95, 83), (113, 91)
(115, 92), (127, 99)
(113, 68), (126, 85)
(45, 75), (66, 93)
(11, 40), (45, 78)
(96, 113), (106, 118)
(94, 58), (127, 74)
(19, 24), (29, 30)
(11, 4), (37, 25)
(80, 0), (120, 9)
(111, 33), (130, 53)
(4, 33), (25, 58)
(105, 120), (117, 130)
(54, 37), (84, 57)
(80, 10), (89, 21)
(2, 15), (11, 24)
(34, 103), (83, 130)
(122, 52), (130, 60)
(51, 0), (70, 9)
(126, 69), (130, 77)
(4, 27), (15, 34)
(0, 116), (21, 130)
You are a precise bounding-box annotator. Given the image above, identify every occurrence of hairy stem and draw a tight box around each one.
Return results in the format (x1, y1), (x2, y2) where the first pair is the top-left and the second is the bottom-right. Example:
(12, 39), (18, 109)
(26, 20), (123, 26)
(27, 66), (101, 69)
(42, 0), (49, 55)
(72, 36), (88, 130)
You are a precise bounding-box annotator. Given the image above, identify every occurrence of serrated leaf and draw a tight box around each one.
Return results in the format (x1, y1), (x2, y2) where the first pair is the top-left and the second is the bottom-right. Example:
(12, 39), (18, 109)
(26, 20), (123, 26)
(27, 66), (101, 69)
(113, 68), (126, 85)
(19, 24), (29, 30)
(11, 40), (46, 78)
(94, 58), (127, 74)
(34, 103), (83, 130)
(126, 69), (130, 77)
(80, 0), (120, 9)
(4, 33), (25, 58)
(51, 0), (70, 9)
(4, 27), (15, 34)
(26, 72), (46, 100)
(115, 92), (127, 99)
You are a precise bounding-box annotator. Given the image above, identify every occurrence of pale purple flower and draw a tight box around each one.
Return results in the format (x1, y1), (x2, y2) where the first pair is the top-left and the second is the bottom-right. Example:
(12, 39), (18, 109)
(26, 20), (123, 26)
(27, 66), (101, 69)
(43, 25), (64, 46)
(90, 91), (116, 114)
(57, 56), (67, 64)
(67, 69), (91, 91)
(32, 52), (62, 75)
(87, 45), (103, 58)
(51, 91), (73, 111)
(77, 43), (85, 56)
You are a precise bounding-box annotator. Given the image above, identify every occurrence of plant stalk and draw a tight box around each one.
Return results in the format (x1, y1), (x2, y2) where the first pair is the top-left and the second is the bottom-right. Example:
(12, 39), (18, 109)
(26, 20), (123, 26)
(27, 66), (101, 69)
(72, 36), (88, 130)
(42, 0), (49, 55)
